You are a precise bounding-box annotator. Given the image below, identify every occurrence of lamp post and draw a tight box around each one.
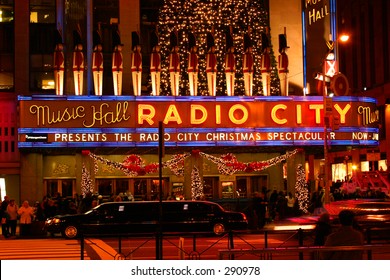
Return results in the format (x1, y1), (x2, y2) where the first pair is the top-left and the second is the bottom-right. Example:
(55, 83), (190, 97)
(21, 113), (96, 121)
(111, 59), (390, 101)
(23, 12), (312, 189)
(322, 40), (335, 204)
(323, 67), (330, 204)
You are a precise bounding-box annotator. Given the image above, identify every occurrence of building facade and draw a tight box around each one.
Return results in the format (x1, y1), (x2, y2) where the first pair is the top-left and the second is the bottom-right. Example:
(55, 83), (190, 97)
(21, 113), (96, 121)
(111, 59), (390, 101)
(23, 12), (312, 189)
(0, 0), (388, 208)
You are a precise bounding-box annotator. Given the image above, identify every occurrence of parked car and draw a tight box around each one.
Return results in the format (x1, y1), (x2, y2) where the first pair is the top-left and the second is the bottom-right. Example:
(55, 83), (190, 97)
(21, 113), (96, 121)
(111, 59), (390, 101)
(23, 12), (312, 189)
(44, 200), (248, 239)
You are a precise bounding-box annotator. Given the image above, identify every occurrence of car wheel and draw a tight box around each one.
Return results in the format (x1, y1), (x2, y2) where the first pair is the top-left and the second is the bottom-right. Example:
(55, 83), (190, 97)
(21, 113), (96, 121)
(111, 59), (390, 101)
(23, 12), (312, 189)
(213, 223), (226, 235)
(62, 225), (78, 239)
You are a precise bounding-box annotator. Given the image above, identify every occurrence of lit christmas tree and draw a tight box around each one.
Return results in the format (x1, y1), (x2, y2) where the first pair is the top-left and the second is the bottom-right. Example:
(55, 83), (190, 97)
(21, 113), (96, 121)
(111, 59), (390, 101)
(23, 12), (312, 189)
(81, 163), (94, 197)
(295, 164), (309, 214)
(157, 0), (279, 96)
(191, 165), (204, 200)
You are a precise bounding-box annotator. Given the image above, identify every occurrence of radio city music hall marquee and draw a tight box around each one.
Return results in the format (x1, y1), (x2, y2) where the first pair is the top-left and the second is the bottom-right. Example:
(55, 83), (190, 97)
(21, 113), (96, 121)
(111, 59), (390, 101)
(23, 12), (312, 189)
(18, 96), (379, 148)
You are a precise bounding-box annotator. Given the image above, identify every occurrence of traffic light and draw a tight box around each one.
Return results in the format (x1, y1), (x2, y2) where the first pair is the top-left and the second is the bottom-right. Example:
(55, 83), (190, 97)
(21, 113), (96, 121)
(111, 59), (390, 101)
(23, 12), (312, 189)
(332, 115), (340, 130)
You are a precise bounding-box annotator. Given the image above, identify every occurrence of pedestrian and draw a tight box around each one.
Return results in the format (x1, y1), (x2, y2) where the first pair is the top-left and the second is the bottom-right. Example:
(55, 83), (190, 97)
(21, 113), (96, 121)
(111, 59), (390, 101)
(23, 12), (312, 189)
(313, 213), (332, 246)
(17, 200), (34, 237)
(6, 199), (18, 237)
(313, 187), (326, 215)
(286, 192), (295, 217)
(322, 209), (364, 260)
(1, 195), (10, 238)
(253, 192), (267, 229)
(269, 189), (278, 221)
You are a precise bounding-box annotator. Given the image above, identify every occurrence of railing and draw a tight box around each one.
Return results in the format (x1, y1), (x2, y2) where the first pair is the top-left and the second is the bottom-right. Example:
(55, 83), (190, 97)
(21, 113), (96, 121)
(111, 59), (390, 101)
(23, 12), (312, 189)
(218, 244), (390, 260)
(78, 226), (390, 260)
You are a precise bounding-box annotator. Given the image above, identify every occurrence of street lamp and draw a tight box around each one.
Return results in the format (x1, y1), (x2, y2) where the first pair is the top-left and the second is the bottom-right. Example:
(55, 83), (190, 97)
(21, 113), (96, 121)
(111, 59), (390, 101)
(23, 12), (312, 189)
(322, 40), (335, 204)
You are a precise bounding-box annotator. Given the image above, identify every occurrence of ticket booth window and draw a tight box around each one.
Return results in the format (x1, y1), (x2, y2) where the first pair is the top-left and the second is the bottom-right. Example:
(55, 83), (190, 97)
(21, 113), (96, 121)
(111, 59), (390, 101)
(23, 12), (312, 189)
(221, 182), (234, 198)
(172, 183), (184, 199)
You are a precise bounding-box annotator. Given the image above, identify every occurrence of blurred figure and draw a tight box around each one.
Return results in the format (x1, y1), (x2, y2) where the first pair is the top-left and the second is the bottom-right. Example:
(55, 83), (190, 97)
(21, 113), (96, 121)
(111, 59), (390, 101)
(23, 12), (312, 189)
(314, 213), (332, 246)
(1, 195), (10, 238)
(33, 200), (45, 221)
(322, 210), (364, 260)
(286, 192), (295, 217)
(253, 192), (267, 229)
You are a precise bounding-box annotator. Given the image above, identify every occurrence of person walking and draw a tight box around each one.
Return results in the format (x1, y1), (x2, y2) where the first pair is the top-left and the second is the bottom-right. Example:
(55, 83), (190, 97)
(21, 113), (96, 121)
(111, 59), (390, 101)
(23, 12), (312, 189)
(6, 199), (18, 237)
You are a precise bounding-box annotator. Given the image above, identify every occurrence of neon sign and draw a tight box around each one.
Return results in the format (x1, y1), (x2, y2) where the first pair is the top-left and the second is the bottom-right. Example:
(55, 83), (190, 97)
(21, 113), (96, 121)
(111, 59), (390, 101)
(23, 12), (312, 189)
(18, 95), (379, 148)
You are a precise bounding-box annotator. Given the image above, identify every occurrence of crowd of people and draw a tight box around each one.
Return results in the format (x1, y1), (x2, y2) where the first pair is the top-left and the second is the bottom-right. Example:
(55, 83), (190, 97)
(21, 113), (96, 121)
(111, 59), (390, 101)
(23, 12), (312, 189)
(0, 191), (137, 238)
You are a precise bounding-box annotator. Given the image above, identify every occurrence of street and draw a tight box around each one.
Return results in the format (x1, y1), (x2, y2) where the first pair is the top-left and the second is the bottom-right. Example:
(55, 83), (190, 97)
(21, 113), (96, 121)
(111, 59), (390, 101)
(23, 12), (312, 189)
(1, 229), (390, 260)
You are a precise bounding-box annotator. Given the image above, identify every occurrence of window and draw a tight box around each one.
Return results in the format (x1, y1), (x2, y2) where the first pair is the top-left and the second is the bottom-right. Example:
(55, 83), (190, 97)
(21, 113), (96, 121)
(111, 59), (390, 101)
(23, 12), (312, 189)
(236, 177), (248, 198)
(45, 179), (75, 198)
(97, 179), (113, 196)
(221, 182), (234, 198)
(134, 179), (147, 200)
(203, 177), (218, 199)
(29, 0), (56, 92)
(115, 179), (129, 195)
(0, 1), (14, 91)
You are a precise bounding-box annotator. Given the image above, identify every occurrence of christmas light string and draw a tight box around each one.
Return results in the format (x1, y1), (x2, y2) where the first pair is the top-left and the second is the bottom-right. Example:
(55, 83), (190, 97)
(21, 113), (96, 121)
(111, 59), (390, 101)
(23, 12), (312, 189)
(295, 164), (310, 213)
(82, 149), (300, 197)
(83, 149), (300, 177)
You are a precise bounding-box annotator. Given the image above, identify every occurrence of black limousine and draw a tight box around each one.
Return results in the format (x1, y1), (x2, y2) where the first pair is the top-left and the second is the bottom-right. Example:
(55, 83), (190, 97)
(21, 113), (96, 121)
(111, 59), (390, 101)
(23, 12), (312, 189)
(44, 200), (248, 238)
